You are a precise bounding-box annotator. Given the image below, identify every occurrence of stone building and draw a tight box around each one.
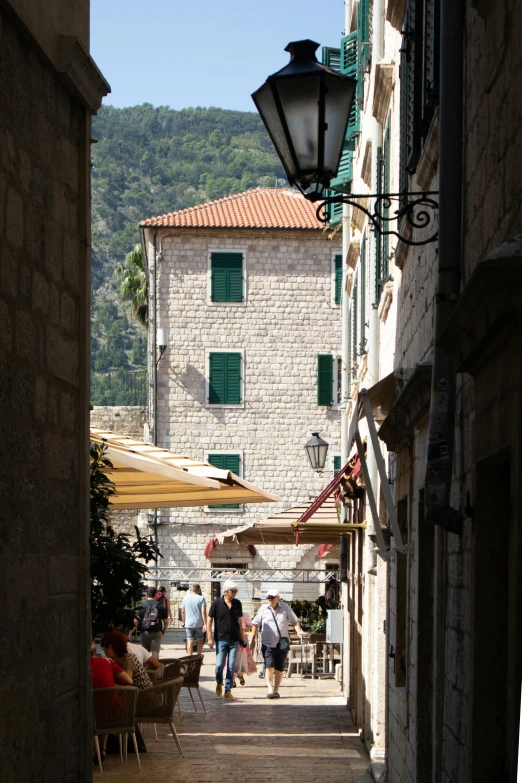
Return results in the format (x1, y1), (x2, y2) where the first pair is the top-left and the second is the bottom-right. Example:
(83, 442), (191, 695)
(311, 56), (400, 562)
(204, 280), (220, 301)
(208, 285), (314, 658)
(0, 0), (108, 779)
(323, 0), (522, 781)
(140, 188), (342, 601)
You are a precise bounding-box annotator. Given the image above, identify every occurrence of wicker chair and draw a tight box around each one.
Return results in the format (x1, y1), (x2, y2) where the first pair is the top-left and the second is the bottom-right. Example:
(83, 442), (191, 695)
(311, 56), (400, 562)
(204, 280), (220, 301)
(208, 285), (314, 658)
(92, 686), (140, 773)
(146, 663), (165, 683)
(161, 659), (186, 718)
(136, 677), (184, 757)
(176, 655), (207, 713)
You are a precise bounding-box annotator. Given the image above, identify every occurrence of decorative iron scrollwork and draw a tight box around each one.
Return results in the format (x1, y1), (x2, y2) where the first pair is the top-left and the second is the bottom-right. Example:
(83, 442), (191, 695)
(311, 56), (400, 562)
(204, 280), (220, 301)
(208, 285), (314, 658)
(317, 191), (439, 246)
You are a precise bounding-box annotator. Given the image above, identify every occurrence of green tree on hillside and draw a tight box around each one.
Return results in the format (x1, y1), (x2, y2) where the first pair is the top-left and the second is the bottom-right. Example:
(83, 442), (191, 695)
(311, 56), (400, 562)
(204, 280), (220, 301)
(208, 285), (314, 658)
(117, 244), (148, 326)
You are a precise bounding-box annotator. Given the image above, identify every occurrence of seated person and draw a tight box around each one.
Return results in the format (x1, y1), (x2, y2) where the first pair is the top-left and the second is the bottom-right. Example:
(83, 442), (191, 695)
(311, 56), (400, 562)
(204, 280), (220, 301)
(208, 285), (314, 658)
(101, 630), (152, 690)
(91, 642), (132, 688)
(90, 642), (132, 762)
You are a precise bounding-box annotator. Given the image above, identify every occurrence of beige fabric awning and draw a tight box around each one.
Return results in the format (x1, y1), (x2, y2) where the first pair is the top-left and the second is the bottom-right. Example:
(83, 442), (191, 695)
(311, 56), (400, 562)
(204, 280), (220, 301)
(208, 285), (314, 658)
(90, 428), (279, 510)
(215, 496), (364, 546)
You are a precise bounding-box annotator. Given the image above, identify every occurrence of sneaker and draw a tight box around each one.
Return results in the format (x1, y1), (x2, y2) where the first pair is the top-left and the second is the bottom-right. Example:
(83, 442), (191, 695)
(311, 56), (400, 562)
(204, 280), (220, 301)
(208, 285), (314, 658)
(216, 683), (223, 696)
(259, 671), (265, 679)
(224, 691), (235, 699)
(267, 692), (277, 699)
(273, 693), (281, 698)
(231, 681), (237, 688)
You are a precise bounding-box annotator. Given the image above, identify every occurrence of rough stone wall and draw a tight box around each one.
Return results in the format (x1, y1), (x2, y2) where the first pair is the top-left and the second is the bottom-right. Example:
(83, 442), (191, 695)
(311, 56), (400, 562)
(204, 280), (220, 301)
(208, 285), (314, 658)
(0, 5), (91, 780)
(90, 405), (147, 437)
(150, 227), (342, 600)
(90, 406), (148, 536)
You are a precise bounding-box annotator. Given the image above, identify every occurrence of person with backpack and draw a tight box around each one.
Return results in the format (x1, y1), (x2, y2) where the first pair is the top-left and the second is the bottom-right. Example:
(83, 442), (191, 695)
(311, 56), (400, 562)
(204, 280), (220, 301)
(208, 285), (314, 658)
(134, 585), (168, 659)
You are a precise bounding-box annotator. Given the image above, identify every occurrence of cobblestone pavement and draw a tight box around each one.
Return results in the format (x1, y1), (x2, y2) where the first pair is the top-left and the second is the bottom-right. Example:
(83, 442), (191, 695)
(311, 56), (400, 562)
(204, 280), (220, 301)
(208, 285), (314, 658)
(94, 633), (372, 783)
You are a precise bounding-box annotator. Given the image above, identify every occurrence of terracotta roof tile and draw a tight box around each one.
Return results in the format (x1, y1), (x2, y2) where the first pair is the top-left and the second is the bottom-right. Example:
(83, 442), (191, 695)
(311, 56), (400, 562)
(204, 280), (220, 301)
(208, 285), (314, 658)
(140, 188), (323, 230)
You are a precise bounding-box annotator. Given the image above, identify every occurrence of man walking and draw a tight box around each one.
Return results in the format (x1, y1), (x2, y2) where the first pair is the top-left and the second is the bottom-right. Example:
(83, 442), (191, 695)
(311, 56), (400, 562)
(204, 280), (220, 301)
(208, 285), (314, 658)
(250, 589), (305, 698)
(134, 586), (168, 659)
(182, 584), (208, 655)
(207, 580), (244, 699)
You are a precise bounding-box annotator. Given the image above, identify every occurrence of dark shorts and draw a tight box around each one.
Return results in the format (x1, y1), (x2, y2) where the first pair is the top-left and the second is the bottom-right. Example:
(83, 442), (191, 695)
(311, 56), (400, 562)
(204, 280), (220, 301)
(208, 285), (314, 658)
(186, 627), (205, 640)
(262, 642), (289, 672)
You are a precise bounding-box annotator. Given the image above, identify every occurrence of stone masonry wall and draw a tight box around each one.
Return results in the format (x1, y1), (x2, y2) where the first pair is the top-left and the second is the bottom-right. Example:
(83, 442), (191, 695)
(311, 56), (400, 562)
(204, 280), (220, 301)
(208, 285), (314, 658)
(0, 7), (91, 780)
(151, 227), (342, 601)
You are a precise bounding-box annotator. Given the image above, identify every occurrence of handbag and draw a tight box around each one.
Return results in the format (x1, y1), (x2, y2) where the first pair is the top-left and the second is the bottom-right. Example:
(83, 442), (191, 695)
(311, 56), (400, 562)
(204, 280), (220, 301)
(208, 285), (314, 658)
(269, 607), (290, 652)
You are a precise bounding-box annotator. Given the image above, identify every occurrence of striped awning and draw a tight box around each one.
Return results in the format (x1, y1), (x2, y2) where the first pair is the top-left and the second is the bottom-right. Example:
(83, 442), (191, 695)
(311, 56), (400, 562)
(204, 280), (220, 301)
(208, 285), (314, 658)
(90, 428), (279, 510)
(215, 495), (364, 546)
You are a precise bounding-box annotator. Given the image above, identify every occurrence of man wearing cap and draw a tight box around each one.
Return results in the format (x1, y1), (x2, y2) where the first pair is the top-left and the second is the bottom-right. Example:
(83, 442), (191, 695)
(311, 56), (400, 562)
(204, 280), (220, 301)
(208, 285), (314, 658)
(207, 580), (244, 699)
(250, 589), (306, 698)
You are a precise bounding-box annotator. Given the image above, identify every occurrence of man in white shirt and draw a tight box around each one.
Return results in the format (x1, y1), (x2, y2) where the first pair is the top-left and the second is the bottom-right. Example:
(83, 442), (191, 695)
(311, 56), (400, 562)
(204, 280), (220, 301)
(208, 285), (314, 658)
(127, 642), (160, 670)
(250, 589), (306, 699)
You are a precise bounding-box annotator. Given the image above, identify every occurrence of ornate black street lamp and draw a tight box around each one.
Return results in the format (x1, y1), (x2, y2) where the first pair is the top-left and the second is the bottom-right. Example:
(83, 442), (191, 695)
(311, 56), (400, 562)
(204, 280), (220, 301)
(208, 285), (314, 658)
(304, 432), (330, 473)
(252, 40), (438, 246)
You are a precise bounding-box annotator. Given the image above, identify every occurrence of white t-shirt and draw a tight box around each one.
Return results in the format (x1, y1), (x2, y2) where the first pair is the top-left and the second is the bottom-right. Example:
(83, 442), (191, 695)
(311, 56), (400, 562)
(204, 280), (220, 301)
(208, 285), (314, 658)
(127, 642), (152, 665)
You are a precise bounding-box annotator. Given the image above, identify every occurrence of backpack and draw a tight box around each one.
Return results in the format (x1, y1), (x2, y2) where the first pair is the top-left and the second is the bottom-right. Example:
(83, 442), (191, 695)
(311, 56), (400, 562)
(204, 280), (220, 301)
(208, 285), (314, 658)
(141, 600), (160, 632)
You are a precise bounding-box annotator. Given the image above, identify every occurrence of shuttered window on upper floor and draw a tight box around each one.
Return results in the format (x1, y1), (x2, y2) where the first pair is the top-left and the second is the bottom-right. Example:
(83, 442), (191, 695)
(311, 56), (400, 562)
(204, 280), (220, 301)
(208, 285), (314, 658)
(208, 453), (241, 509)
(208, 352), (242, 405)
(318, 355), (342, 407)
(318, 354), (334, 406)
(334, 255), (343, 305)
(399, 0), (440, 202)
(211, 252), (244, 302)
(334, 455), (342, 474)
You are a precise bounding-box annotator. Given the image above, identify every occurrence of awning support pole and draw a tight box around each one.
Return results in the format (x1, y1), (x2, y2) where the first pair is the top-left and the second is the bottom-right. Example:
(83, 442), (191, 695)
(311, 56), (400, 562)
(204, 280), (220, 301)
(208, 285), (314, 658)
(361, 391), (406, 553)
(355, 431), (388, 559)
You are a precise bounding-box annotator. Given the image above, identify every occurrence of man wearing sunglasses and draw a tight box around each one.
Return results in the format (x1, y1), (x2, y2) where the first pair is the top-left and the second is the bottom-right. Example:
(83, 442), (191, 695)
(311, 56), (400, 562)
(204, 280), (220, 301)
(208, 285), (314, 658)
(250, 589), (306, 698)
(207, 580), (244, 699)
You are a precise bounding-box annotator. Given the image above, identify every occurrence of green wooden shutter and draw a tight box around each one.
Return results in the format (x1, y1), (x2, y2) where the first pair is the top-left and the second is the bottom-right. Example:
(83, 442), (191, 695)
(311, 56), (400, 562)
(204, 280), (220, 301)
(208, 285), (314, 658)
(208, 352), (241, 404)
(225, 352), (241, 404)
(334, 456), (342, 473)
(209, 353), (226, 403)
(318, 354), (334, 406)
(322, 46), (341, 71)
(340, 31), (360, 138)
(360, 235), (367, 355)
(335, 255), (343, 305)
(208, 453), (241, 508)
(352, 272), (359, 367)
(358, 0), (372, 71)
(211, 253), (243, 302)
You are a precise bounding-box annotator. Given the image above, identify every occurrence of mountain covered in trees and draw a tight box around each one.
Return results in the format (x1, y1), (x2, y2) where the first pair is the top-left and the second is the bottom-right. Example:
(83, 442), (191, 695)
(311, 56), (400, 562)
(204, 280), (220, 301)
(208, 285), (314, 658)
(91, 103), (286, 405)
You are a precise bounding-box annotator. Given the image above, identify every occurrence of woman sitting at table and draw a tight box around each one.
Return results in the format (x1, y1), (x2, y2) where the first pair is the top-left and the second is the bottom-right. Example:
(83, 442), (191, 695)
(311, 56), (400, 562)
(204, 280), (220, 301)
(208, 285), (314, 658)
(100, 630), (153, 690)
(90, 641), (133, 688)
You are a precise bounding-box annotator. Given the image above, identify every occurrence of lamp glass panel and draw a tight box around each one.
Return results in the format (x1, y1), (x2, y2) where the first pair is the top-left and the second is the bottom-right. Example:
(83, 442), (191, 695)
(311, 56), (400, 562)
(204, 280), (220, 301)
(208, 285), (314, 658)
(253, 82), (297, 180)
(275, 74), (321, 174)
(317, 442), (329, 469)
(323, 74), (356, 176)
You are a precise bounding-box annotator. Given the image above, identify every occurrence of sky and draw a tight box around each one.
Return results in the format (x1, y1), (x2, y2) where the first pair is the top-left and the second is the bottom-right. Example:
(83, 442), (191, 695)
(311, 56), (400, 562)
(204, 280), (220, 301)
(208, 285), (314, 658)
(90, 0), (345, 113)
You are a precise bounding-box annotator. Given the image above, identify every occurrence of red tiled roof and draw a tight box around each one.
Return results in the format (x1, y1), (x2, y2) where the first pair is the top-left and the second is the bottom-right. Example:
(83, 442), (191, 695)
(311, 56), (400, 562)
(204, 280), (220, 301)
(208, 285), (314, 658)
(139, 188), (323, 230)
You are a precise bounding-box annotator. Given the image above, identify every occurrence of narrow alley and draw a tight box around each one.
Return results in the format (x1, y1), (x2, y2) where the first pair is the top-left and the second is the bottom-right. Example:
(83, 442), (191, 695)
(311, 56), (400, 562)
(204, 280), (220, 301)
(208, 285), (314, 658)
(94, 635), (372, 783)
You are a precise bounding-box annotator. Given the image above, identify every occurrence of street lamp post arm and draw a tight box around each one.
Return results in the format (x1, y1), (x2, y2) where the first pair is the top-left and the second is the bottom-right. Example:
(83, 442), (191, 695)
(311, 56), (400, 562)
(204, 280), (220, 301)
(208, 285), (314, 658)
(316, 191), (439, 246)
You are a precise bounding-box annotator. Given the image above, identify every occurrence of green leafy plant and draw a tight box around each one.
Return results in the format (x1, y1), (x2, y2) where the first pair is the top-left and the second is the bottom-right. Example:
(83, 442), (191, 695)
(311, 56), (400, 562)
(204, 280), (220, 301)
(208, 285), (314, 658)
(90, 442), (160, 635)
(117, 244), (148, 326)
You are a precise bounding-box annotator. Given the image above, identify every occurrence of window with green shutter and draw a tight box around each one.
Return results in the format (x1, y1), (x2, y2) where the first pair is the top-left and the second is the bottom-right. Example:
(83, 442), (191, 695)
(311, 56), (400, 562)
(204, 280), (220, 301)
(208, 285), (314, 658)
(208, 453), (241, 509)
(210, 253), (244, 303)
(360, 234), (367, 355)
(334, 255), (343, 305)
(318, 354), (334, 406)
(208, 352), (242, 405)
(334, 455), (342, 474)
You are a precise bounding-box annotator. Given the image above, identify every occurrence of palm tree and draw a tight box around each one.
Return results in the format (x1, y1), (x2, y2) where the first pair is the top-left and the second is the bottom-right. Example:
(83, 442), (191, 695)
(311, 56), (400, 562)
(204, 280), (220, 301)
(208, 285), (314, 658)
(117, 244), (148, 326)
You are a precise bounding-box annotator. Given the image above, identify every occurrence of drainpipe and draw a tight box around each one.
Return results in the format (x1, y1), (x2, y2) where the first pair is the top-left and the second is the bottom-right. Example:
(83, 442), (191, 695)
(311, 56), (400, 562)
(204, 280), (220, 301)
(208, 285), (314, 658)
(366, 0), (385, 540)
(424, 0), (465, 532)
(152, 228), (159, 554)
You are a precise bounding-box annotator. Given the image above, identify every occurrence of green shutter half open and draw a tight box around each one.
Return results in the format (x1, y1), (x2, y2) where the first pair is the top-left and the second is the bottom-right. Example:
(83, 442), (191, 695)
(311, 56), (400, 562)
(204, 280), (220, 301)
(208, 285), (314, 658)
(318, 354), (334, 406)
(211, 253), (243, 302)
(209, 352), (242, 404)
(334, 456), (342, 473)
(335, 255), (343, 305)
(208, 453), (241, 508)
